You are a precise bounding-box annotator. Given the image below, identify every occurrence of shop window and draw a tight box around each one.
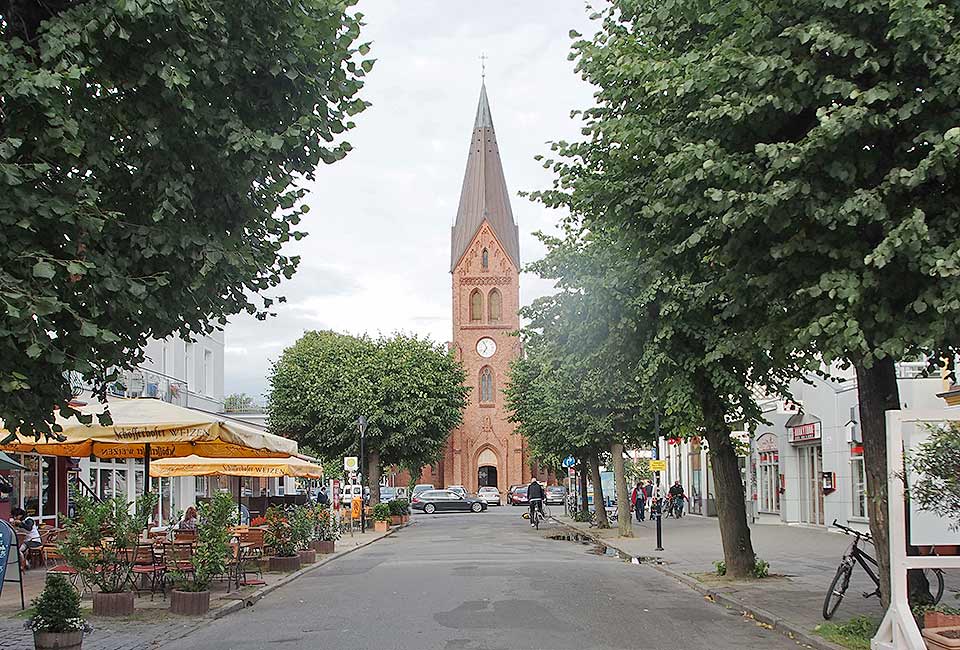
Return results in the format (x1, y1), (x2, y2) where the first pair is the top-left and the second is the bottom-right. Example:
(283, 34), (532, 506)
(851, 447), (867, 518)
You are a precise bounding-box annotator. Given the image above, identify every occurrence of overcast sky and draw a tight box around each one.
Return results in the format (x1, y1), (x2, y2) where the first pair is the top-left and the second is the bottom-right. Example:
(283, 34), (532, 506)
(223, 2), (598, 402)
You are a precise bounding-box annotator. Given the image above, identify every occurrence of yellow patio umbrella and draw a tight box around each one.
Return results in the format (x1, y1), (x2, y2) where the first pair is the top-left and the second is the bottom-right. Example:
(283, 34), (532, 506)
(149, 455), (323, 479)
(0, 397), (297, 460)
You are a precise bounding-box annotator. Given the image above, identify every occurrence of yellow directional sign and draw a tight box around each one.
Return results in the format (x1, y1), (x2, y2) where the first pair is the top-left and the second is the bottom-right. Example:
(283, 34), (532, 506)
(649, 460), (667, 472)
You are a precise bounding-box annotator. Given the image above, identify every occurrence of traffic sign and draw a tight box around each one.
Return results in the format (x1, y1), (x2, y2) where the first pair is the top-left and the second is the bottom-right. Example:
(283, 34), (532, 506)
(562, 456), (576, 468)
(567, 467), (575, 477)
(344, 456), (358, 472)
(649, 459), (667, 472)
(651, 446), (659, 460)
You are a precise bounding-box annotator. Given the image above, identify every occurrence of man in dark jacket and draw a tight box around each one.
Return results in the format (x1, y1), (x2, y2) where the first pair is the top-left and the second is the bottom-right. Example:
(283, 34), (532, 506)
(527, 479), (545, 526)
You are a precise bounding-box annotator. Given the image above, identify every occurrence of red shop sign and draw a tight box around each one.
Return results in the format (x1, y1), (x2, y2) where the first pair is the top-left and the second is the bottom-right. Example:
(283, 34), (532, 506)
(789, 422), (821, 444)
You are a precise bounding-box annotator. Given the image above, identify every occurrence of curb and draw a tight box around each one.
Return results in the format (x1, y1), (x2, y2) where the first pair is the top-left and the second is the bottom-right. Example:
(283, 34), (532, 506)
(213, 521), (410, 620)
(548, 517), (844, 650)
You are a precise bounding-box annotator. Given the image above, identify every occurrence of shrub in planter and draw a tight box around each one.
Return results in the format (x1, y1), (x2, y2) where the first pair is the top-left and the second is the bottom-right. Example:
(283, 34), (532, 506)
(26, 574), (91, 650)
(59, 492), (157, 616)
(916, 604), (960, 629)
(290, 504), (316, 552)
(265, 505), (301, 572)
(168, 492), (234, 615)
(312, 507), (340, 553)
(373, 503), (391, 532)
(911, 423), (960, 531)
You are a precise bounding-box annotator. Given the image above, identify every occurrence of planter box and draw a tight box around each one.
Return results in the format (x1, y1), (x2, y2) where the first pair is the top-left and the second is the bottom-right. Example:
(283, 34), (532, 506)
(268, 555), (302, 572)
(403, 514), (410, 523)
(312, 540), (335, 554)
(927, 613), (960, 629)
(374, 520), (390, 532)
(170, 589), (210, 616)
(34, 630), (83, 650)
(390, 515), (403, 526)
(93, 591), (134, 617)
(298, 549), (316, 564)
(923, 626), (960, 650)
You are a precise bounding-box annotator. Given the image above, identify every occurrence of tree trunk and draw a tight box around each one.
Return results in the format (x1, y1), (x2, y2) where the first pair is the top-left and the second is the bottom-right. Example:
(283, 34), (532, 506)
(854, 357), (900, 608)
(588, 449), (609, 528)
(611, 440), (633, 537)
(368, 448), (381, 506)
(696, 376), (757, 578)
(578, 458), (589, 513)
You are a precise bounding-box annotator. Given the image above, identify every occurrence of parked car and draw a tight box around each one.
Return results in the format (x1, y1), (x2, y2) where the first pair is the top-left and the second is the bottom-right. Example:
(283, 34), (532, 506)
(545, 485), (567, 505)
(478, 486), (501, 506)
(411, 484), (434, 501)
(446, 485), (467, 498)
(411, 489), (487, 514)
(509, 485), (528, 506)
(379, 486), (398, 502)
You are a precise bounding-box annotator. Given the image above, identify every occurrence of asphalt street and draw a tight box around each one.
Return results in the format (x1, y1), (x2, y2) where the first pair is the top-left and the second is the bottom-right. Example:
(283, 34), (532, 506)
(161, 506), (807, 650)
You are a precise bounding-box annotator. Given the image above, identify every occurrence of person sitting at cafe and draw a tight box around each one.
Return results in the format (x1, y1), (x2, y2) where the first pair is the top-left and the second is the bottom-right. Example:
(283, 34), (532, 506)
(10, 507), (42, 570)
(178, 506), (198, 531)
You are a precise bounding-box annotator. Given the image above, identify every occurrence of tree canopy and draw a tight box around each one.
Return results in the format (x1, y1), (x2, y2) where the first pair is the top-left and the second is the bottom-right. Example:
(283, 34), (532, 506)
(1, 0), (371, 439)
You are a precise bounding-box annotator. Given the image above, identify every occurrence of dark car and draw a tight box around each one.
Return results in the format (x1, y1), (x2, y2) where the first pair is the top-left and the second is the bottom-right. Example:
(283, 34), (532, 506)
(509, 486), (528, 506)
(411, 489), (488, 514)
(545, 485), (567, 505)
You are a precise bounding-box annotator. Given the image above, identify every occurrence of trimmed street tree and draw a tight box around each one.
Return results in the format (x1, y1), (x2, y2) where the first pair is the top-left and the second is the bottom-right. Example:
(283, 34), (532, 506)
(548, 0), (960, 602)
(1, 0), (371, 439)
(267, 331), (469, 505)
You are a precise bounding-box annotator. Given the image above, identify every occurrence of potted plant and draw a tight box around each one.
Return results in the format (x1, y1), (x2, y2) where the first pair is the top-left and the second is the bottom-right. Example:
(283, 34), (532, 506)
(264, 505), (301, 572)
(290, 505), (316, 565)
(912, 422), (960, 555)
(59, 492), (157, 616)
(373, 503), (391, 532)
(388, 500), (404, 526)
(27, 574), (91, 650)
(396, 498), (411, 523)
(311, 506), (339, 554)
(168, 492), (234, 615)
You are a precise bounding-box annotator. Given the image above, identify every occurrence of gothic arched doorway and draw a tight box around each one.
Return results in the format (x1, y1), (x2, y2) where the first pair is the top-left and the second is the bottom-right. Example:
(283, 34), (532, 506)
(478, 465), (498, 488)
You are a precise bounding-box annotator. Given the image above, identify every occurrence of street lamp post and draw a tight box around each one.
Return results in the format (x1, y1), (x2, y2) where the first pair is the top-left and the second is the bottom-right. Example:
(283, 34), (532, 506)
(354, 416), (368, 533)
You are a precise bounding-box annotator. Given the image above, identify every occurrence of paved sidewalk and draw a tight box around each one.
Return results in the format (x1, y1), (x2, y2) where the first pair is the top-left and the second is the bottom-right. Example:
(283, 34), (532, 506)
(0, 524), (401, 650)
(549, 512), (905, 649)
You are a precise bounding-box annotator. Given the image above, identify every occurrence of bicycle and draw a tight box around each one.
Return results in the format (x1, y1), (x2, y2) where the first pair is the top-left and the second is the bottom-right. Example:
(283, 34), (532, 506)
(588, 505), (618, 528)
(822, 520), (944, 619)
(522, 500), (549, 529)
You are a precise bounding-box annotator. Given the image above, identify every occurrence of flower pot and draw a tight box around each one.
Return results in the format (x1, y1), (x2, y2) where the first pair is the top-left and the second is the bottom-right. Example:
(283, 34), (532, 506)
(390, 515), (402, 526)
(170, 589), (210, 616)
(93, 591), (134, 617)
(268, 555), (301, 572)
(312, 540), (335, 554)
(927, 613), (960, 629)
(403, 514), (410, 523)
(374, 520), (390, 532)
(34, 630), (84, 650)
(298, 549), (316, 564)
(922, 626), (960, 650)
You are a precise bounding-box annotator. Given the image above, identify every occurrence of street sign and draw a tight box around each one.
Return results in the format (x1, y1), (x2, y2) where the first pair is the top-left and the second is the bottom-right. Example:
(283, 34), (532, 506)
(0, 520), (11, 596)
(351, 496), (363, 520)
(562, 456), (576, 468)
(344, 456), (359, 472)
(649, 459), (667, 472)
(651, 446), (659, 460)
(567, 467), (575, 477)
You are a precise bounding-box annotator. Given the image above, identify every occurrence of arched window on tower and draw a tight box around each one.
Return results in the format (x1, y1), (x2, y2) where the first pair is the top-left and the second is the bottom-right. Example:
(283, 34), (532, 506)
(470, 289), (483, 322)
(488, 289), (502, 323)
(479, 367), (494, 403)
(481, 248), (489, 270)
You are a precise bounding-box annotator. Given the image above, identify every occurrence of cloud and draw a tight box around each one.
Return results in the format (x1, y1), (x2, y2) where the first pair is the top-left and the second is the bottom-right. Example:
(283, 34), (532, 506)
(224, 1), (597, 400)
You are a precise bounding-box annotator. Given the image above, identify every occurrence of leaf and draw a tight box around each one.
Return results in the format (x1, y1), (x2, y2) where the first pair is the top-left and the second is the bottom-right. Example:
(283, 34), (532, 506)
(32, 260), (56, 279)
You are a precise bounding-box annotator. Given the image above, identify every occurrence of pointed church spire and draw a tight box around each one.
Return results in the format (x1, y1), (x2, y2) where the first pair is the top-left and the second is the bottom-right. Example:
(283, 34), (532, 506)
(451, 83), (520, 272)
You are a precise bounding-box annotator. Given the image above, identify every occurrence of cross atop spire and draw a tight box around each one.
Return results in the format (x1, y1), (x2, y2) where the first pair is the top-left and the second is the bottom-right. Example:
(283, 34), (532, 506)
(450, 82), (520, 272)
(480, 53), (488, 80)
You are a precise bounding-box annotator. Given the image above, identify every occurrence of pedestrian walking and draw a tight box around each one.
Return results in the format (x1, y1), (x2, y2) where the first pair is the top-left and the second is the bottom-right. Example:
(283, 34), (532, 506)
(631, 481), (646, 522)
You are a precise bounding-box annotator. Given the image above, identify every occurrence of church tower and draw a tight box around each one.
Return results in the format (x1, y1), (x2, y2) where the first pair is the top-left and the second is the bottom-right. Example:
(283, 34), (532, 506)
(438, 82), (529, 494)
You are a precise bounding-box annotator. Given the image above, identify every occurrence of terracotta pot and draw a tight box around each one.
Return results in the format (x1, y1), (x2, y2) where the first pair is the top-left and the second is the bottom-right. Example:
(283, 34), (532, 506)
(313, 540), (335, 554)
(374, 520), (390, 532)
(170, 589), (210, 616)
(390, 515), (402, 526)
(927, 613), (960, 629)
(298, 549), (316, 564)
(403, 514), (410, 523)
(92, 591), (134, 617)
(922, 626), (960, 650)
(268, 555), (301, 572)
(34, 630), (83, 650)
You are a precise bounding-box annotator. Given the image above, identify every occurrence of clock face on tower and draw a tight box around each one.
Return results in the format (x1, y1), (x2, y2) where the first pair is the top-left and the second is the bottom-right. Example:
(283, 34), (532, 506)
(476, 337), (497, 358)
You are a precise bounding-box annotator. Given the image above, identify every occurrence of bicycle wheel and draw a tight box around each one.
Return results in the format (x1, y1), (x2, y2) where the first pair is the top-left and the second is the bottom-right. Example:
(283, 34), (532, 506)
(927, 569), (945, 604)
(534, 512), (540, 530)
(823, 562), (853, 620)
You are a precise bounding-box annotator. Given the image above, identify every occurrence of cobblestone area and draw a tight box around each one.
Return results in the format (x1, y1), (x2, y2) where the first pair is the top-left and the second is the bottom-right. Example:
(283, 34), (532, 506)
(1, 613), (204, 650)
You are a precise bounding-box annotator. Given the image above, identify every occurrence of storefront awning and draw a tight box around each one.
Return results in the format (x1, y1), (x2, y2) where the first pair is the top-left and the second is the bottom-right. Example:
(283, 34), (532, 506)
(0, 450), (26, 471)
(0, 397), (297, 460)
(149, 454), (323, 479)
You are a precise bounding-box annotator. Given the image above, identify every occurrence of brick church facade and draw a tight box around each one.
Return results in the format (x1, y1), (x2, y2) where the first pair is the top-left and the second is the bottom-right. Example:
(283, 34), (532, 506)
(420, 83), (540, 494)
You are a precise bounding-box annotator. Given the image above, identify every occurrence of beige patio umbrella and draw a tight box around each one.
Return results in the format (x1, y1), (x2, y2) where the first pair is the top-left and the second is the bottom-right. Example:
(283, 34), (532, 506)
(149, 455), (323, 479)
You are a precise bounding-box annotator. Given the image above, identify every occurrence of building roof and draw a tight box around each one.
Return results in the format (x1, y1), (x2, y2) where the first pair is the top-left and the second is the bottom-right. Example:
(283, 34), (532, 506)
(450, 83), (520, 271)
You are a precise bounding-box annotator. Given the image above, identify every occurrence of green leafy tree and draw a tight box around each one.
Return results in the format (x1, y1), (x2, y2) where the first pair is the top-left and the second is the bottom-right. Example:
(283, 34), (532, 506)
(1, 0), (371, 440)
(911, 422), (960, 531)
(267, 331), (469, 505)
(543, 0), (960, 600)
(223, 393), (258, 413)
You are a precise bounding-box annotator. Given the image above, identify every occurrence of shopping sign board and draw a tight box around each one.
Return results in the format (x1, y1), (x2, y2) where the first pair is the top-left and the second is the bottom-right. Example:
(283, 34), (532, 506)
(344, 456), (359, 472)
(0, 519), (13, 597)
(649, 460), (667, 472)
(789, 422), (821, 444)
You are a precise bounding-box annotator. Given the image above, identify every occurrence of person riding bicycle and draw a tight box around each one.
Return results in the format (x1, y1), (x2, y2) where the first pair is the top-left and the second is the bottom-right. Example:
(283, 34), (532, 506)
(668, 480), (686, 516)
(527, 478), (545, 527)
